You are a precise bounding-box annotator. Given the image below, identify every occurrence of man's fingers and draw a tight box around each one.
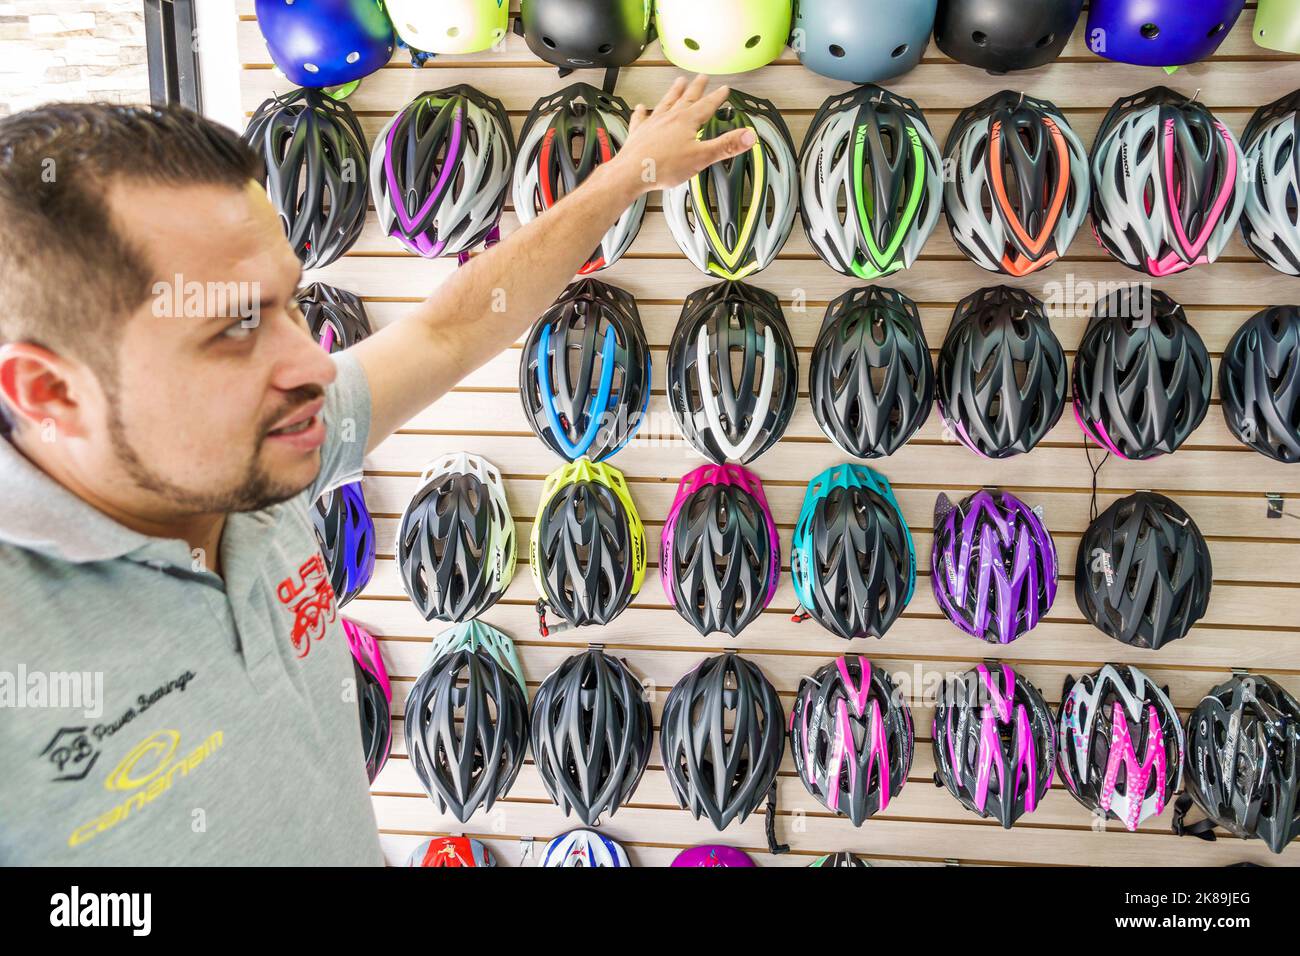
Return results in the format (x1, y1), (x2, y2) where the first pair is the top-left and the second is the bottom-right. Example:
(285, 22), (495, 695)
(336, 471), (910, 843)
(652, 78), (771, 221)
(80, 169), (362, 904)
(654, 76), (689, 113)
(628, 103), (648, 133)
(686, 83), (731, 125)
(701, 126), (757, 165)
(673, 74), (711, 112)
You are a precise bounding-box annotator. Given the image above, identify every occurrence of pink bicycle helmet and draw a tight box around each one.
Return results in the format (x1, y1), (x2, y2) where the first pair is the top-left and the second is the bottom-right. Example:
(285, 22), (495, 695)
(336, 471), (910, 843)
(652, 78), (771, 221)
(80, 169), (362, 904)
(342, 617), (390, 705)
(671, 845), (757, 867)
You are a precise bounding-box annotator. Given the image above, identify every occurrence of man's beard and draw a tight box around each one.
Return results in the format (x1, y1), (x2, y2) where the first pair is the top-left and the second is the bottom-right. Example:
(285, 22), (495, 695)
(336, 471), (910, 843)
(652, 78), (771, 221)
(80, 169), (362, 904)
(105, 385), (324, 514)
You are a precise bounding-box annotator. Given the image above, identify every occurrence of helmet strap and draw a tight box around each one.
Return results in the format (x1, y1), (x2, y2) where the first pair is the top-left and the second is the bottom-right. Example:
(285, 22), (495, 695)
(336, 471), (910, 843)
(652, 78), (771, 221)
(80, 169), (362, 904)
(1170, 792), (1218, 843)
(764, 781), (789, 855)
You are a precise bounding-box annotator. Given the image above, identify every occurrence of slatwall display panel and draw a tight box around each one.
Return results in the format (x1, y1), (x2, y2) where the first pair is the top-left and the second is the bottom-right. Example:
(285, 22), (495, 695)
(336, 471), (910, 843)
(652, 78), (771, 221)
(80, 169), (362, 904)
(236, 3), (1300, 867)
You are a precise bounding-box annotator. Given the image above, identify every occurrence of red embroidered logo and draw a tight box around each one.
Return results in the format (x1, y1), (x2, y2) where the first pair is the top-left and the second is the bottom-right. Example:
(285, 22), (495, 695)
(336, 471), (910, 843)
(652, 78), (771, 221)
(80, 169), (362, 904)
(276, 554), (337, 657)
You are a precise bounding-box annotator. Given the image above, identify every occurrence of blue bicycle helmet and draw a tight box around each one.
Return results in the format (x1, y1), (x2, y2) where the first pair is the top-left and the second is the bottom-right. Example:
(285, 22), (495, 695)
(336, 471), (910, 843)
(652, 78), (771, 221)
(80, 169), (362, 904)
(520, 279), (651, 462)
(1087, 0), (1244, 67)
(254, 0), (395, 89)
(792, 464), (916, 640)
(311, 481), (375, 607)
(794, 0), (936, 83)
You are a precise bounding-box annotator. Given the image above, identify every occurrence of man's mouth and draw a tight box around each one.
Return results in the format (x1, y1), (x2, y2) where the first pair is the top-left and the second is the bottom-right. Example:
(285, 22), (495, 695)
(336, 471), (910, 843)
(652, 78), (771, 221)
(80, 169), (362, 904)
(266, 398), (326, 449)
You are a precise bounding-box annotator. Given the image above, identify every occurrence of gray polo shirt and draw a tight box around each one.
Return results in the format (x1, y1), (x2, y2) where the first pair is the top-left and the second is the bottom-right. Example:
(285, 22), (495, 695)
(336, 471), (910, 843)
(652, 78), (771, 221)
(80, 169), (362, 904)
(0, 353), (384, 865)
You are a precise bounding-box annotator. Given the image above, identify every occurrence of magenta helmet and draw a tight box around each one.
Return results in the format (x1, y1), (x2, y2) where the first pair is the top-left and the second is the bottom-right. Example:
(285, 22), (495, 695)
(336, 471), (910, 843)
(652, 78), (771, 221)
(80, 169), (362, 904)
(671, 845), (756, 867)
(342, 618), (390, 705)
(661, 463), (780, 637)
(931, 490), (1058, 645)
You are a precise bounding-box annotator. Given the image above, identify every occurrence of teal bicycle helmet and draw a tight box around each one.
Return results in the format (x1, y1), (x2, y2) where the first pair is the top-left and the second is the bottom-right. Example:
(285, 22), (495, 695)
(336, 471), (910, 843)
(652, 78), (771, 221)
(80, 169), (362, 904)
(654, 0), (792, 74)
(794, 0), (936, 83)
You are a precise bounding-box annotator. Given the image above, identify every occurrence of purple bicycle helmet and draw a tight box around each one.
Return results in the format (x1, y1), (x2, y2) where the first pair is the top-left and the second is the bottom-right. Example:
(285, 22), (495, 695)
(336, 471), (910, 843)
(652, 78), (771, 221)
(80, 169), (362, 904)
(932, 663), (1056, 828)
(661, 464), (780, 638)
(931, 490), (1058, 645)
(254, 0), (395, 89)
(312, 481), (376, 607)
(297, 281), (372, 353)
(671, 845), (756, 867)
(1087, 0), (1244, 67)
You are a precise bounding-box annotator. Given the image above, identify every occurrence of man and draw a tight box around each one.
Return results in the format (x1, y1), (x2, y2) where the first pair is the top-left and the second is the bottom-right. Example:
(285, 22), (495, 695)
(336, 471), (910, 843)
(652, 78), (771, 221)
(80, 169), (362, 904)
(0, 77), (754, 864)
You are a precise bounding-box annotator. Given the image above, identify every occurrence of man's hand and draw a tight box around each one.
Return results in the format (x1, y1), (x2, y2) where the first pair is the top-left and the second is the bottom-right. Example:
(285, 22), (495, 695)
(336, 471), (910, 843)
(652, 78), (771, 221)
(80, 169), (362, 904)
(610, 75), (758, 197)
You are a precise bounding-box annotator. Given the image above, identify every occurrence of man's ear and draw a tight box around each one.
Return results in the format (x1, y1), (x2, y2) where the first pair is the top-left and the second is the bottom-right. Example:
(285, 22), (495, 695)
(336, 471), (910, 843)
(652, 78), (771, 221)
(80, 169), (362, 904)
(0, 343), (94, 441)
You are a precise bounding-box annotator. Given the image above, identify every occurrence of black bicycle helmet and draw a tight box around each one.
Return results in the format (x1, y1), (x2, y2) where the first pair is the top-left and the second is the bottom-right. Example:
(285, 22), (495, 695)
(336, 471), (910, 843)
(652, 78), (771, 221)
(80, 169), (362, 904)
(660, 653), (785, 831)
(1075, 492), (1212, 650)
(520, 279), (651, 462)
(519, 0), (653, 72)
(1220, 307), (1300, 463)
(809, 286), (934, 459)
(405, 648), (529, 823)
(667, 281), (798, 465)
(296, 281), (372, 353)
(937, 285), (1067, 459)
(242, 88), (369, 270)
(1072, 288), (1211, 460)
(808, 852), (870, 867)
(395, 454), (516, 624)
(530, 649), (653, 825)
(934, 0), (1084, 73)
(1177, 674), (1300, 855)
(353, 659), (391, 785)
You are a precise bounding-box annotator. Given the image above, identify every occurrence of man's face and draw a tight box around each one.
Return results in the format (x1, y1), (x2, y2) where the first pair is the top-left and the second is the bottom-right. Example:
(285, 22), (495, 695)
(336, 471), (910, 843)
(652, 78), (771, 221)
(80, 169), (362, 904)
(96, 179), (337, 514)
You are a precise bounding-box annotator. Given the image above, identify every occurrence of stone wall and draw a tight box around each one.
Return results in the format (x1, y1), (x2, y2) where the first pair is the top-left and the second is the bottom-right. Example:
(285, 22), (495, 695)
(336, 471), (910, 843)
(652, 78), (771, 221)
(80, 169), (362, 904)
(0, 1), (149, 117)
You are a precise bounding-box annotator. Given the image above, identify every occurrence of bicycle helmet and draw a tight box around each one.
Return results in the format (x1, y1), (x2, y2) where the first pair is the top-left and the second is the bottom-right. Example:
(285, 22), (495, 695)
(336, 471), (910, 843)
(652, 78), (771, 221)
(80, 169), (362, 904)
(254, 0), (394, 89)
(791, 464), (916, 641)
(396, 453), (516, 623)
(343, 618), (390, 704)
(520, 0), (653, 71)
(406, 648), (530, 822)
(663, 91), (797, 280)
(540, 829), (633, 867)
(1219, 307), (1300, 463)
(243, 88), (369, 270)
(297, 282), (372, 353)
(1087, 0), (1244, 67)
(352, 658), (391, 783)
(937, 286), (1067, 459)
(944, 91), (1090, 278)
(933, 0), (1083, 73)
(530, 649), (652, 824)
(662, 464), (780, 638)
(809, 287), (934, 459)
(1241, 92), (1300, 276)
(671, 845), (755, 867)
(799, 85), (943, 281)
(1256, 0), (1300, 54)
(311, 482), (375, 607)
(1091, 86), (1246, 278)
(1075, 492), (1213, 650)
(1178, 674), (1300, 855)
(790, 656), (914, 826)
(1057, 664), (1185, 831)
(514, 85), (647, 275)
(808, 852), (870, 867)
(386, 0), (508, 56)
(520, 279), (650, 462)
(406, 836), (497, 867)
(661, 653), (785, 830)
(667, 281), (797, 464)
(1072, 288), (1211, 460)
(371, 85), (515, 258)
(932, 663), (1056, 829)
(428, 619), (526, 691)
(794, 0), (935, 83)
(530, 458), (646, 629)
(931, 490), (1059, 645)
(654, 0), (792, 74)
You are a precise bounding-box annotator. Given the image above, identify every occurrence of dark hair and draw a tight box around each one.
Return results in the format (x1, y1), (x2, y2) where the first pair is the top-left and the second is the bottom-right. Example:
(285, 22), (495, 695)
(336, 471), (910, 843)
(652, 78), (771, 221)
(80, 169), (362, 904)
(0, 102), (260, 366)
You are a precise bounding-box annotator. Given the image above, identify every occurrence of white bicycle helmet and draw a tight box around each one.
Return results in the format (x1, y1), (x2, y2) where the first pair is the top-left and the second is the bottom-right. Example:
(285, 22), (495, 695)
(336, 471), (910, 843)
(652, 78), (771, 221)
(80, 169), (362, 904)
(663, 90), (797, 280)
(395, 453), (516, 622)
(1241, 91), (1300, 276)
(539, 829), (631, 867)
(513, 84), (647, 274)
(386, 0), (509, 55)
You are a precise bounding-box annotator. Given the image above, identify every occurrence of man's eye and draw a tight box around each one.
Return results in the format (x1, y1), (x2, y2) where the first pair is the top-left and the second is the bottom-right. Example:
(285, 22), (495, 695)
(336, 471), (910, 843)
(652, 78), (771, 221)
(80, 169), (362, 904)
(220, 321), (255, 341)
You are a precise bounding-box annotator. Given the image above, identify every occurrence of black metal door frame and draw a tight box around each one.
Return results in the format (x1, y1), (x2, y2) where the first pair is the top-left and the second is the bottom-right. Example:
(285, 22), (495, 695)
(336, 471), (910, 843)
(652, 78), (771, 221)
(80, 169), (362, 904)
(143, 0), (201, 110)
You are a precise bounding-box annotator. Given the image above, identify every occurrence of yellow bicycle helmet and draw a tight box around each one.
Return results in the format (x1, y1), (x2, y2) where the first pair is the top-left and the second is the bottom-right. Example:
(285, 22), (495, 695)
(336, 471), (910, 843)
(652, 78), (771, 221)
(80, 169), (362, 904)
(530, 458), (646, 629)
(654, 0), (792, 75)
(386, 0), (509, 56)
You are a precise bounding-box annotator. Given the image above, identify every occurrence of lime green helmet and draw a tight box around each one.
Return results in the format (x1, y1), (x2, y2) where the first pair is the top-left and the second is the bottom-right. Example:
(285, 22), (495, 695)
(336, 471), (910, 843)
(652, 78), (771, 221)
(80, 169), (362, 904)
(654, 0), (792, 74)
(386, 0), (509, 55)
(1256, 0), (1300, 54)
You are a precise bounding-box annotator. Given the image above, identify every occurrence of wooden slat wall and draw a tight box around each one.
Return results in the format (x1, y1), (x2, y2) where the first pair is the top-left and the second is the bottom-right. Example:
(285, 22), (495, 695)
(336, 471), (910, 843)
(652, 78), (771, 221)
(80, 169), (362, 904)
(235, 3), (1300, 867)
